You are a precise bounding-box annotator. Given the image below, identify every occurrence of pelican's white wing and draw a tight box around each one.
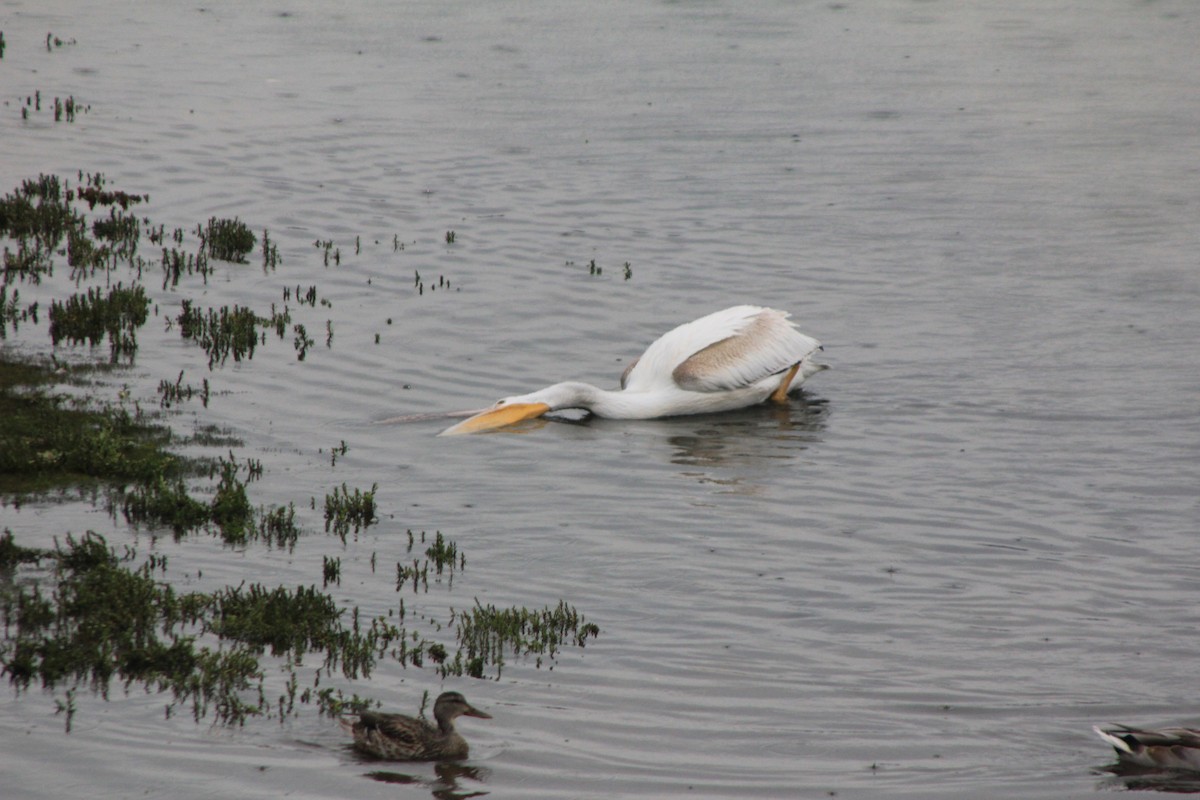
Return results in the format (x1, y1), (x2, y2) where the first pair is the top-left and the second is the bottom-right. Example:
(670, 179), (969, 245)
(622, 305), (821, 393)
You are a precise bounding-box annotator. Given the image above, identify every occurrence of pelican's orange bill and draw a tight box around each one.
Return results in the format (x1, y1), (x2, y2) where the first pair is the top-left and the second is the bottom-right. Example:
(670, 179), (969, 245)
(438, 402), (551, 435)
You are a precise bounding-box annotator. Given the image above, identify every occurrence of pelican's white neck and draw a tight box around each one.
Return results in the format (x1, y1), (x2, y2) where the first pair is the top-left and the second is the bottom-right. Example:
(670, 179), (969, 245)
(506, 380), (769, 420)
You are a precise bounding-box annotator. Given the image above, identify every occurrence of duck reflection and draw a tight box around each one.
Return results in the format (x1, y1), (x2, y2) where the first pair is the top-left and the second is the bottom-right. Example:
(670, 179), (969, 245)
(364, 762), (489, 799)
(1095, 763), (1200, 793)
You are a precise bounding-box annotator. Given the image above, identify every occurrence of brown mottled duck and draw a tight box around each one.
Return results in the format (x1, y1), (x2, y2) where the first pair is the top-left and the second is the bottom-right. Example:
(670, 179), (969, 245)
(343, 692), (492, 761)
(1094, 724), (1200, 772)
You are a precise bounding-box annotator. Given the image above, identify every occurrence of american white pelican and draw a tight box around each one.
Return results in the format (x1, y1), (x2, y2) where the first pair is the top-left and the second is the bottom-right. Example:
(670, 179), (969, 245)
(441, 305), (826, 435)
(1094, 724), (1200, 772)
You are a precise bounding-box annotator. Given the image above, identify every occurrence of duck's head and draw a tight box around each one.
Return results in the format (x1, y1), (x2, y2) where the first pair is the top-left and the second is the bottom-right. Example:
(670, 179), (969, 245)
(433, 691), (492, 726)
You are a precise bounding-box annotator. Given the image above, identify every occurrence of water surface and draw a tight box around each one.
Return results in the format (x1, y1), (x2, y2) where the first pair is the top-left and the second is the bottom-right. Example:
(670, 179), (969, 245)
(2, 1), (1199, 798)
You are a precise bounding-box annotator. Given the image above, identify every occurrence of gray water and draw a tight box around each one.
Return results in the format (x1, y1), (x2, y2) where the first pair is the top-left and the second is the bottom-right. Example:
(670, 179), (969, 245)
(3, 1), (1200, 797)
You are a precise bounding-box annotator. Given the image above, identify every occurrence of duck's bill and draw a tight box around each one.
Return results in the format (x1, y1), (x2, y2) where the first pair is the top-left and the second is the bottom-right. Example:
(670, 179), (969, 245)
(464, 705), (493, 719)
(438, 402), (551, 436)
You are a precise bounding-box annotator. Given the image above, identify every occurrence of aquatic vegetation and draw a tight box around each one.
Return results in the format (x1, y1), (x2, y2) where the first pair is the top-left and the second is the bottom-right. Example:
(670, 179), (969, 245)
(1, 171), (604, 732)
(200, 582), (343, 659)
(66, 225), (108, 276)
(90, 207), (140, 263)
(0, 533), (378, 727)
(11, 91), (88, 124)
(121, 455), (299, 549)
(0, 529), (46, 569)
(0, 175), (77, 278)
(395, 531), (464, 593)
(53, 95), (80, 123)
(2, 174), (140, 283)
(73, 185), (146, 212)
(0, 357), (178, 495)
(257, 502), (300, 549)
(203, 217), (255, 263)
(264, 303), (291, 338)
(293, 322), (314, 360)
(313, 239), (340, 267)
(177, 300), (259, 369)
(208, 456), (255, 544)
(447, 600), (601, 679)
(0, 284), (38, 338)
(122, 475), (211, 536)
(564, 258), (633, 281)
(323, 555), (341, 587)
(425, 531), (460, 574)
(157, 370), (209, 409)
(46, 32), (77, 50)
(183, 423), (242, 449)
(0, 520), (601, 726)
(0, 532), (267, 726)
(261, 229), (280, 269)
(411, 269), (453, 296)
(2, 242), (49, 283)
(48, 283), (149, 361)
(160, 245), (210, 289)
(324, 482), (378, 541)
(294, 284), (319, 307)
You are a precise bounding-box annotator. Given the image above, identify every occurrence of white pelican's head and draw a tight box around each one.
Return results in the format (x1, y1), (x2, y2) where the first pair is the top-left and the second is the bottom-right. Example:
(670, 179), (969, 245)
(439, 383), (596, 435)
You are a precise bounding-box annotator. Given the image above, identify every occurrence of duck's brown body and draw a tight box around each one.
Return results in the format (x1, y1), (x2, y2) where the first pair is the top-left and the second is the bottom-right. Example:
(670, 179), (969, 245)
(345, 692), (491, 761)
(1095, 724), (1200, 772)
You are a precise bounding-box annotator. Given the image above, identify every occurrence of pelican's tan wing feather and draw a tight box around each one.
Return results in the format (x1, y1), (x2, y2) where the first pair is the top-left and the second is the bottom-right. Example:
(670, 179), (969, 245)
(660, 307), (821, 392)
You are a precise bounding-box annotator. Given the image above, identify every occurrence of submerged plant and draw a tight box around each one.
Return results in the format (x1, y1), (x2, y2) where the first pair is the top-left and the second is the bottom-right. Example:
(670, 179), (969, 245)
(0, 362), (177, 494)
(324, 483), (377, 541)
(0, 174), (80, 280)
(121, 455), (301, 549)
(48, 283), (149, 361)
(0, 171), (606, 733)
(122, 475), (211, 536)
(0, 532), (267, 727)
(0, 284), (38, 338)
(160, 245), (210, 289)
(292, 323), (313, 361)
(258, 503), (300, 549)
(203, 217), (255, 263)
(157, 370), (208, 409)
(261, 229), (280, 270)
(445, 600), (601, 679)
(177, 301), (259, 369)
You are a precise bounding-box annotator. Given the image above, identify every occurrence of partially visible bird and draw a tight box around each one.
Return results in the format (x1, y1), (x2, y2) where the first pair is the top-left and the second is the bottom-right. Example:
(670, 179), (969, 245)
(1094, 724), (1200, 771)
(441, 305), (826, 435)
(343, 692), (492, 761)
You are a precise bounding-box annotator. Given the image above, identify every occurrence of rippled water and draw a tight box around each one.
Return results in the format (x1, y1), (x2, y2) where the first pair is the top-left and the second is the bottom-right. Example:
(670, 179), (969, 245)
(3, 1), (1200, 798)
